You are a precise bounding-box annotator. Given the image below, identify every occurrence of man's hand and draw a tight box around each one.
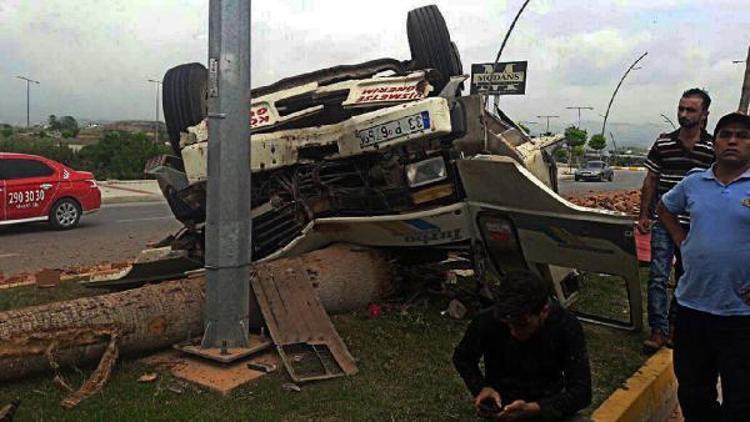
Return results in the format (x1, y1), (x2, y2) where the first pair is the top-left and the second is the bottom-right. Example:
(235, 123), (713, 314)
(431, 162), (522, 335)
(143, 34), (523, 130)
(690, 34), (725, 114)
(498, 400), (541, 420)
(636, 216), (652, 234)
(474, 387), (502, 417)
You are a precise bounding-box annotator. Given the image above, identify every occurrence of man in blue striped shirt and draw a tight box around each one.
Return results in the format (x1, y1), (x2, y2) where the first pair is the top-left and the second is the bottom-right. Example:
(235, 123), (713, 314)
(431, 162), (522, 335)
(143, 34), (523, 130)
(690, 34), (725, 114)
(637, 88), (714, 352)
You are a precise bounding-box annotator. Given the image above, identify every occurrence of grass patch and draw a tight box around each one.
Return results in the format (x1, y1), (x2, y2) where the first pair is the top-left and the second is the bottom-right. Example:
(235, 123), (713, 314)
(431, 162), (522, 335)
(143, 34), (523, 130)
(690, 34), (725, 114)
(0, 275), (651, 420)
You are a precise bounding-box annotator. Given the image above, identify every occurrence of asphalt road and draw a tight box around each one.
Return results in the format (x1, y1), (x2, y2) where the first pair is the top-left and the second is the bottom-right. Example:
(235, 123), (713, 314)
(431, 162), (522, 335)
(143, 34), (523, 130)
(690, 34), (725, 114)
(0, 201), (181, 276)
(558, 170), (645, 196)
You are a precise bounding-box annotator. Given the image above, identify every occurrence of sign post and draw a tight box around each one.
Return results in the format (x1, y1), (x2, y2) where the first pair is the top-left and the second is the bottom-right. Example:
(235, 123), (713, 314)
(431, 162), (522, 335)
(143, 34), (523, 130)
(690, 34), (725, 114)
(470, 61), (528, 96)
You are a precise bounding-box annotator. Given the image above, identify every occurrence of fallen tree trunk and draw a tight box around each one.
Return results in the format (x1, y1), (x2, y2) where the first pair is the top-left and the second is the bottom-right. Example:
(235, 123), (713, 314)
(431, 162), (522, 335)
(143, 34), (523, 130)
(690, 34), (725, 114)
(0, 244), (396, 382)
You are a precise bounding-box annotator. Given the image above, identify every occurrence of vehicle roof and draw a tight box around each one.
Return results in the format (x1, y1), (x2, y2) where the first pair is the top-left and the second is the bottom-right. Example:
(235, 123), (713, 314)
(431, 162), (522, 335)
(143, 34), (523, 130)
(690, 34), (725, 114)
(0, 152), (48, 161)
(585, 160), (606, 165)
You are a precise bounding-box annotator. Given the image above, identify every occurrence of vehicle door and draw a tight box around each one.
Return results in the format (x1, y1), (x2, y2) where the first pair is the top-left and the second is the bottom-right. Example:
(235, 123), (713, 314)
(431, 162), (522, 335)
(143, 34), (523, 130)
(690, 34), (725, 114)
(0, 160), (6, 221)
(458, 156), (642, 331)
(3, 158), (60, 222)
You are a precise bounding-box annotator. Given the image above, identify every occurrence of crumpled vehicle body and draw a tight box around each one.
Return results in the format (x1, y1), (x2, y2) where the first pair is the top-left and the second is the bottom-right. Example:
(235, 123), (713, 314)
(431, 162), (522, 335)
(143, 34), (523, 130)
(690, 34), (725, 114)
(104, 5), (642, 331)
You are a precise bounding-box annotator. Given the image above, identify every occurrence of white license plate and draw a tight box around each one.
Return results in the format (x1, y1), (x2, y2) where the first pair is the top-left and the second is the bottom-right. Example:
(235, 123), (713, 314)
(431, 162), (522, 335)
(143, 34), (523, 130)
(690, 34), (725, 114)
(357, 111), (431, 146)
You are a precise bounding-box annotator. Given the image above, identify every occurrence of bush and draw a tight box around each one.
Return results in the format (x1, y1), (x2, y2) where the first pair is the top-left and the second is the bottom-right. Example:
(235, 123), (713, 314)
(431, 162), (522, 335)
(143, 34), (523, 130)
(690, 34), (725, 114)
(76, 131), (171, 179)
(0, 131), (170, 180)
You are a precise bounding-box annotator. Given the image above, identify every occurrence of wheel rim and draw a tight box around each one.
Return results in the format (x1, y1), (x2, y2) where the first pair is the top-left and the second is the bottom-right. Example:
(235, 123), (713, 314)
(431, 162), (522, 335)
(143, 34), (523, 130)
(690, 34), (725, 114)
(56, 203), (78, 227)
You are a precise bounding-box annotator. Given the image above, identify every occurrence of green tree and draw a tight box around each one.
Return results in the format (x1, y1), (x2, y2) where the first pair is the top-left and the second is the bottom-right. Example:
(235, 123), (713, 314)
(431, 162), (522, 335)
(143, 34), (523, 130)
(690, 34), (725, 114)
(1, 125), (12, 138)
(77, 131), (171, 179)
(564, 126), (588, 166)
(48, 115), (58, 129)
(517, 122), (531, 135)
(553, 147), (568, 162)
(588, 133), (607, 152)
(58, 116), (79, 136)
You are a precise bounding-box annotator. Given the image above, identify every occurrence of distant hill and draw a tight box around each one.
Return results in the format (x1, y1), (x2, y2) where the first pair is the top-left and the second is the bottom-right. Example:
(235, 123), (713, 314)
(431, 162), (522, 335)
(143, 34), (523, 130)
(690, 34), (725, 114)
(76, 120), (166, 145)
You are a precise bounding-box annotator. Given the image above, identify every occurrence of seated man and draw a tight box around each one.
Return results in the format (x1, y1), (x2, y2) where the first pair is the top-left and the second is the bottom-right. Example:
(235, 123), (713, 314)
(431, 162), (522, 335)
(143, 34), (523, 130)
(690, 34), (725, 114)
(453, 271), (592, 421)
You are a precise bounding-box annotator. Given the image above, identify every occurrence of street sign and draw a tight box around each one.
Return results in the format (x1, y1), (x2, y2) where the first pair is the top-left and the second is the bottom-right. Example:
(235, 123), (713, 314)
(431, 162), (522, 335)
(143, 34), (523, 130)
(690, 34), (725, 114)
(470, 61), (527, 95)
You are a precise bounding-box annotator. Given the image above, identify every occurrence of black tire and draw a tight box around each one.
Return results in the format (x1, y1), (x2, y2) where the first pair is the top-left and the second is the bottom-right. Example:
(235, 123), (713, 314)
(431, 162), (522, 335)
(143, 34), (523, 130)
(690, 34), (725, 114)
(609, 173), (614, 182)
(49, 198), (81, 230)
(407, 5), (463, 94)
(163, 63), (208, 155)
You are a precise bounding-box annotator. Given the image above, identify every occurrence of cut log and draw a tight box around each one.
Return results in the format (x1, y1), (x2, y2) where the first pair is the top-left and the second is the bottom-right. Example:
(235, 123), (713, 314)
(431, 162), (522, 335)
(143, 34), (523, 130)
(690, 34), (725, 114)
(0, 244), (396, 382)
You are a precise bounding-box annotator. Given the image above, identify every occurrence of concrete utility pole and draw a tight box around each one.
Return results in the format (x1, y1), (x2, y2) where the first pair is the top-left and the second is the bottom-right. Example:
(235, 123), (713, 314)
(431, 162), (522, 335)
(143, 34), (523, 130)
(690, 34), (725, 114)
(566, 106), (593, 128)
(147, 79), (162, 144)
(536, 115), (559, 134)
(201, 0), (254, 351)
(601, 52), (647, 136)
(738, 46), (750, 113)
(16, 76), (40, 127)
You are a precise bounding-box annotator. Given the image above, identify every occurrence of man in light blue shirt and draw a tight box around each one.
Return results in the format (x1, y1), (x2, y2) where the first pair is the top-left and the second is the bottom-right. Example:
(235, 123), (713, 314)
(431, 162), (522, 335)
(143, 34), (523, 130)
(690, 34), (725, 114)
(658, 112), (750, 422)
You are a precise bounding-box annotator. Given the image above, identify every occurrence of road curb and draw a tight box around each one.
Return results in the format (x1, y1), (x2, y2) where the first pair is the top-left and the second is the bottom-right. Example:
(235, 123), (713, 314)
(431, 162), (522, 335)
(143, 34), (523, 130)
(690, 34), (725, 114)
(101, 195), (165, 205)
(592, 348), (677, 422)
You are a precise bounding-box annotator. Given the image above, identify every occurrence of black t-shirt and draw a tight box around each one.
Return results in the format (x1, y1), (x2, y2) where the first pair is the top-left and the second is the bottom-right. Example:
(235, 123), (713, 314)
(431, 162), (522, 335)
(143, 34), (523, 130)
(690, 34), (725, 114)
(452, 303), (591, 421)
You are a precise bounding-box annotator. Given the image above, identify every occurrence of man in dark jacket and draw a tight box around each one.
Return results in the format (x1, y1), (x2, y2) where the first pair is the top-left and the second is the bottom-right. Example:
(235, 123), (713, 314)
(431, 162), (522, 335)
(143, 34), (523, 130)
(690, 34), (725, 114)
(453, 271), (592, 421)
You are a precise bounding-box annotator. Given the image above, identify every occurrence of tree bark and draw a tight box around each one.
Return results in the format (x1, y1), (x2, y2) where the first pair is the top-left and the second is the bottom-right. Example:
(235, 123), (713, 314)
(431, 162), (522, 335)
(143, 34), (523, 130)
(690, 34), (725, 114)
(0, 244), (396, 381)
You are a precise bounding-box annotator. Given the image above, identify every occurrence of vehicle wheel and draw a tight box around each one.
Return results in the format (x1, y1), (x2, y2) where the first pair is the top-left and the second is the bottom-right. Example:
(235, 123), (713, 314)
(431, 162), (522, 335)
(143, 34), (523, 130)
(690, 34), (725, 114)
(163, 63), (208, 155)
(609, 173), (614, 182)
(407, 5), (463, 94)
(49, 198), (81, 230)
(574, 176), (579, 182)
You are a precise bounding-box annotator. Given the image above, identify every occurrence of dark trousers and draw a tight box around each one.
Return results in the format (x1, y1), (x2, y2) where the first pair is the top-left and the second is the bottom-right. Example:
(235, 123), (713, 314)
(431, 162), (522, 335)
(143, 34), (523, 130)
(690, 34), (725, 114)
(667, 247), (683, 323)
(674, 305), (750, 422)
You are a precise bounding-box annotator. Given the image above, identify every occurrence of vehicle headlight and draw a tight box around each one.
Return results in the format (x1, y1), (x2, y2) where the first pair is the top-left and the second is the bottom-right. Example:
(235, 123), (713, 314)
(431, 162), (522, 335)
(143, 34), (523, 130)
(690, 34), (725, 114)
(406, 157), (447, 188)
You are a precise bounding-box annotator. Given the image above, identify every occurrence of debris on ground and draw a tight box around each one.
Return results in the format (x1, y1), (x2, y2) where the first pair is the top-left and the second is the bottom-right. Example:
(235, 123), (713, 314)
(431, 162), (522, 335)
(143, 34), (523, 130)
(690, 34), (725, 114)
(565, 190), (641, 215)
(138, 373), (159, 383)
(0, 399), (20, 422)
(445, 299), (468, 320)
(0, 261), (133, 290)
(35, 269), (61, 288)
(282, 383), (301, 393)
(247, 362), (277, 373)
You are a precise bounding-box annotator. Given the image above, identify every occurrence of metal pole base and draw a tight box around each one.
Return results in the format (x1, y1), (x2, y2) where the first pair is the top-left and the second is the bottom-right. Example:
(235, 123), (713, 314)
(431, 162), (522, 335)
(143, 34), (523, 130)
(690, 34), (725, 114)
(175, 334), (272, 364)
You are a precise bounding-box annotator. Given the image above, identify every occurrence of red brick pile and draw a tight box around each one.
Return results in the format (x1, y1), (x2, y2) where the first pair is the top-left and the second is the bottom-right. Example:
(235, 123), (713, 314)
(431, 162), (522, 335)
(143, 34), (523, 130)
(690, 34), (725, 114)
(564, 189), (641, 216)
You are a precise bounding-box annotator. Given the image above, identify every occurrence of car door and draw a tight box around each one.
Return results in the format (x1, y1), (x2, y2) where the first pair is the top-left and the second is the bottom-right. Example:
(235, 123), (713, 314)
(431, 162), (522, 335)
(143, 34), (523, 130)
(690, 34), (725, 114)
(458, 156), (642, 331)
(3, 158), (60, 222)
(0, 160), (6, 221)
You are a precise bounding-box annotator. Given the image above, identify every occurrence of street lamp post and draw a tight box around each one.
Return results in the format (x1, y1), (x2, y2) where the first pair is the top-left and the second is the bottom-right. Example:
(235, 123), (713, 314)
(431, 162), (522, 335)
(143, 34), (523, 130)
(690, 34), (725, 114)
(147, 79), (162, 144)
(16, 76), (40, 128)
(566, 106), (594, 128)
(601, 53), (647, 136)
(536, 115), (559, 134)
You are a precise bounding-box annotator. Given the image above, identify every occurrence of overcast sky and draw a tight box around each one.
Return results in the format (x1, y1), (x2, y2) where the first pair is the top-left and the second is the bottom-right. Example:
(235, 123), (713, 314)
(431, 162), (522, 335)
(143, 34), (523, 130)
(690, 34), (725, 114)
(1, 0), (748, 134)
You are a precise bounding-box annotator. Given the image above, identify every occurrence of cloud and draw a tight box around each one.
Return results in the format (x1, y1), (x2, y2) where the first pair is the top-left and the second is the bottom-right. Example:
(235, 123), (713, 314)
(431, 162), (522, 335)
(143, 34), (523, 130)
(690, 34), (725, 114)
(0, 0), (747, 131)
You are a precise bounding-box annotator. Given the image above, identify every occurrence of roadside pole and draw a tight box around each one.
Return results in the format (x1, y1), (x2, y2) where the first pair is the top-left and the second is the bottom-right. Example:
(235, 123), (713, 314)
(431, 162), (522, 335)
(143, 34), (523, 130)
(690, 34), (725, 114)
(739, 46), (750, 114)
(201, 0), (254, 350)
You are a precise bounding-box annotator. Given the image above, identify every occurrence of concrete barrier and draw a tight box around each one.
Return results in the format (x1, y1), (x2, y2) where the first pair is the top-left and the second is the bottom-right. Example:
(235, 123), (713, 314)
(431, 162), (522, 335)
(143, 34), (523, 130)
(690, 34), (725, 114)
(592, 348), (678, 422)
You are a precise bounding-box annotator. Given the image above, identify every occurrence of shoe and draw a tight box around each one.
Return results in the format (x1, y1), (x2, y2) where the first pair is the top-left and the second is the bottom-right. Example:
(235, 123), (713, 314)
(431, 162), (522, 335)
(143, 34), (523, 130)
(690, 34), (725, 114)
(643, 331), (667, 353)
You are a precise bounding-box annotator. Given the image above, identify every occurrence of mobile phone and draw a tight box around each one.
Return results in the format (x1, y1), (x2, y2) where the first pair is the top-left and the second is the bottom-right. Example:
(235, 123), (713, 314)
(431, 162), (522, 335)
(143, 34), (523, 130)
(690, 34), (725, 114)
(478, 399), (502, 415)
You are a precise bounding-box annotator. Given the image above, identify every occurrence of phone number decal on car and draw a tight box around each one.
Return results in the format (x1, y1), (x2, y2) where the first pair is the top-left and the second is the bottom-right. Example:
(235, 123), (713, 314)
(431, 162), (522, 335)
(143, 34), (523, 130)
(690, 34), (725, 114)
(8, 190), (45, 207)
(357, 111), (431, 147)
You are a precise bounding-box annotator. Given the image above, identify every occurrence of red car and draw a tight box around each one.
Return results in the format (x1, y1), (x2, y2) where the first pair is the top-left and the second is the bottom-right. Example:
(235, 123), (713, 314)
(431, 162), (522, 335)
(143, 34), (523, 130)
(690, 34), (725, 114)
(0, 153), (101, 229)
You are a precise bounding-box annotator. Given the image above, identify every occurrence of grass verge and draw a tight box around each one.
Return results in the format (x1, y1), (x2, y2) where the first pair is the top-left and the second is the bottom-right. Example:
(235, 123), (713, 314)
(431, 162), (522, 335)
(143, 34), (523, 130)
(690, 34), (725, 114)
(0, 273), (651, 421)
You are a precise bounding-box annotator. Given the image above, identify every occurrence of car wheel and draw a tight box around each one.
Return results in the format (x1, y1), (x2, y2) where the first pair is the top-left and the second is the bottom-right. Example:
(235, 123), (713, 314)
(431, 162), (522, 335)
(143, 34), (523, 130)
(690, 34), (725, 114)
(49, 198), (81, 230)
(609, 173), (614, 182)
(407, 5), (463, 94)
(163, 63), (208, 155)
